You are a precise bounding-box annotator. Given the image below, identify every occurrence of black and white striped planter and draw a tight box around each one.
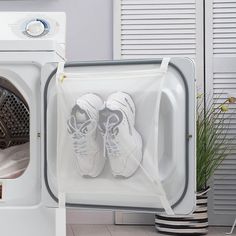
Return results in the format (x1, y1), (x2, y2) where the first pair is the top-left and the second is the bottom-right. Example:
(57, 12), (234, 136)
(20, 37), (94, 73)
(155, 189), (209, 235)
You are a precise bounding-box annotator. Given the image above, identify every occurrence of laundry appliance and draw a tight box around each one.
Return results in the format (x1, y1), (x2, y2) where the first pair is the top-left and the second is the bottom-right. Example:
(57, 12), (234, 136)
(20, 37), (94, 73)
(0, 12), (65, 236)
(0, 12), (196, 236)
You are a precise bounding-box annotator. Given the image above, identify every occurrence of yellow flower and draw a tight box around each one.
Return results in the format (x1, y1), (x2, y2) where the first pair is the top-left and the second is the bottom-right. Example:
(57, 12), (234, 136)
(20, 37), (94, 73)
(228, 96), (236, 103)
(197, 93), (203, 99)
(220, 105), (229, 112)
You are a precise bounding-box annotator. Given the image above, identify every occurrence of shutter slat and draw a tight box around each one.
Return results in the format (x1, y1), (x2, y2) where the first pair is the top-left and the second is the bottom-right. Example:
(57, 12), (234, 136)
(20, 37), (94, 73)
(122, 9), (195, 15)
(214, 18), (236, 23)
(121, 14), (195, 20)
(214, 8), (236, 13)
(122, 5), (194, 10)
(214, 28), (236, 33)
(215, 176), (236, 181)
(214, 198), (236, 203)
(220, 160), (236, 165)
(121, 39), (195, 45)
(214, 206), (236, 211)
(214, 72), (236, 77)
(122, 25), (195, 30)
(122, 34), (195, 40)
(213, 53), (236, 57)
(213, 14), (236, 19)
(122, 0), (195, 5)
(214, 3), (236, 8)
(214, 34), (236, 39)
(122, 49), (195, 54)
(214, 49), (236, 54)
(122, 29), (195, 35)
(214, 38), (236, 43)
(214, 80), (236, 85)
(120, 55), (196, 59)
(214, 0), (236, 3)
(213, 184), (236, 189)
(214, 80), (236, 86)
(214, 43), (236, 48)
(215, 169), (236, 175)
(122, 44), (195, 50)
(214, 23), (236, 28)
(122, 19), (195, 25)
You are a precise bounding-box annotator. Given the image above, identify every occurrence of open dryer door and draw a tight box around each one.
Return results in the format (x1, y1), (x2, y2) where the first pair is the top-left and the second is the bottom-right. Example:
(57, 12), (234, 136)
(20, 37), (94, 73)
(42, 58), (196, 216)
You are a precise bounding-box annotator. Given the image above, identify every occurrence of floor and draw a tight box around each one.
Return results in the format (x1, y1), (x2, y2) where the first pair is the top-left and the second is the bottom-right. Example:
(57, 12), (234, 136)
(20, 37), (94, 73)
(66, 225), (235, 236)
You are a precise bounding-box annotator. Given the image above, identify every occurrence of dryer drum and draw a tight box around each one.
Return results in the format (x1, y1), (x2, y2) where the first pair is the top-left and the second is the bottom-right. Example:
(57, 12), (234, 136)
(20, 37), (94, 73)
(0, 80), (29, 148)
(0, 77), (30, 179)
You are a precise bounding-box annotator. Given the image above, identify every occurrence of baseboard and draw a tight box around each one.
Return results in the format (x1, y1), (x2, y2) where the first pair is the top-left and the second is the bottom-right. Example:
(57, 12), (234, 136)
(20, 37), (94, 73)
(115, 212), (155, 225)
(66, 209), (114, 225)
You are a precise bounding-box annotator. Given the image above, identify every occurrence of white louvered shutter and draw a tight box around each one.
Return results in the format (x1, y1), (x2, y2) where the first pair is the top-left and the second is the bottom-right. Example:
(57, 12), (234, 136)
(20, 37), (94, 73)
(206, 0), (236, 226)
(113, 0), (204, 86)
(113, 0), (204, 224)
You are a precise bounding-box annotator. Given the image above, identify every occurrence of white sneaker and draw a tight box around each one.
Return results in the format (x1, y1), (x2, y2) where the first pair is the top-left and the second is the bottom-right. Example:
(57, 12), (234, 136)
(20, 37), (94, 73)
(99, 92), (142, 177)
(67, 93), (105, 177)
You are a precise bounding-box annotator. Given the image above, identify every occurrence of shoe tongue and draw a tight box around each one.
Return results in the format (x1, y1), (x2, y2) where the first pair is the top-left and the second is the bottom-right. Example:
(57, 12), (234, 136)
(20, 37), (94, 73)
(75, 110), (88, 123)
(79, 120), (95, 134)
(72, 104), (89, 122)
(99, 109), (121, 134)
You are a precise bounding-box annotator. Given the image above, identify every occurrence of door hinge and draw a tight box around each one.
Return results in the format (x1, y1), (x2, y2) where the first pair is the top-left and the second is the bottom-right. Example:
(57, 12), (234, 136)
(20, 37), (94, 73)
(187, 134), (193, 139)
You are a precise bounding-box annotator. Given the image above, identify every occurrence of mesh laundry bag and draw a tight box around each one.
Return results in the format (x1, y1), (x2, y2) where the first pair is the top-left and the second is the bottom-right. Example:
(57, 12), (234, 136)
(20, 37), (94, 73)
(55, 59), (174, 215)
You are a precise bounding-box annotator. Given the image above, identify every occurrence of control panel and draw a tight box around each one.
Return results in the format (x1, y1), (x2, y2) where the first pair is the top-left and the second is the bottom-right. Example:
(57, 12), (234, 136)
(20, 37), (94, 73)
(24, 18), (50, 37)
(0, 12), (66, 44)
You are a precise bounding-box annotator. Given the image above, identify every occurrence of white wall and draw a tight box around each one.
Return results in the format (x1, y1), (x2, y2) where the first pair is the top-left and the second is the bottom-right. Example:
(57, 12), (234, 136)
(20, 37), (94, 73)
(0, 0), (113, 61)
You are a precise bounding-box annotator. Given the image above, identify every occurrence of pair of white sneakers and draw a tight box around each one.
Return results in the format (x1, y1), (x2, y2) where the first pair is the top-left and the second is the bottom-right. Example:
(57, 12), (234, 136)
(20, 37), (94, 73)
(67, 92), (143, 178)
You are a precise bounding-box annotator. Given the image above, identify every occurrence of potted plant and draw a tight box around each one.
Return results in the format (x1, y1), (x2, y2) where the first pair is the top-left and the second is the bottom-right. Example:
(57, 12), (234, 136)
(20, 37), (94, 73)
(155, 94), (236, 235)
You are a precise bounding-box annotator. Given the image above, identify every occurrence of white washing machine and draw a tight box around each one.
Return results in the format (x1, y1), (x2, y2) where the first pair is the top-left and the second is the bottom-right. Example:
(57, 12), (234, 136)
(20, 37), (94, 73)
(0, 11), (196, 236)
(0, 12), (66, 236)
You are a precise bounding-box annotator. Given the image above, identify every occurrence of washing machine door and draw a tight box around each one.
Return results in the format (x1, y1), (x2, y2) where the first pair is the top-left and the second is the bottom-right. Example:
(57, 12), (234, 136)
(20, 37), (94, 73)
(42, 58), (196, 215)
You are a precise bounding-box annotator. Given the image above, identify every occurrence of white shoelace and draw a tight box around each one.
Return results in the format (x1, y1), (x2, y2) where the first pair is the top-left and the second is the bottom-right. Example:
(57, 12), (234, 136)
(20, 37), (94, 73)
(67, 116), (96, 159)
(103, 114), (120, 159)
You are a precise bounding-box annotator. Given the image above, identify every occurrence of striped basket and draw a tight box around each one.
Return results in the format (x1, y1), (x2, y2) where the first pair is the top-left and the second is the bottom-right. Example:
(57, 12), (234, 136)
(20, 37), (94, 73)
(155, 190), (209, 235)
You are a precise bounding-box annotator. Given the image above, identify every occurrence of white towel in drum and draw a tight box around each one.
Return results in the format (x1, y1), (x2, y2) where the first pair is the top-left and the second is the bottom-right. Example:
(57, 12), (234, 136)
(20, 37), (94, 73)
(0, 142), (29, 179)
